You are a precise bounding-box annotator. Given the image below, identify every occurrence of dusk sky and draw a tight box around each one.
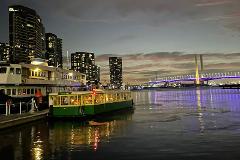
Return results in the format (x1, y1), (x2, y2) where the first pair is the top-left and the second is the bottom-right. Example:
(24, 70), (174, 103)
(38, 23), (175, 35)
(1, 0), (240, 83)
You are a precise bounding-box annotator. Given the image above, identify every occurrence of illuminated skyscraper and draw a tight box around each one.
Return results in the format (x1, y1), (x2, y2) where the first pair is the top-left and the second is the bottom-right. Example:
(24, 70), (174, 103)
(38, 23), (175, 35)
(9, 5), (45, 63)
(0, 43), (10, 62)
(71, 52), (95, 82)
(45, 33), (62, 67)
(57, 38), (63, 68)
(109, 57), (122, 88)
(93, 65), (100, 83)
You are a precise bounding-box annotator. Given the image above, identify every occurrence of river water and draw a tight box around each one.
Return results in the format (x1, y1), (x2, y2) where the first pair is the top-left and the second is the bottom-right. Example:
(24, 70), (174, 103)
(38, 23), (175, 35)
(1, 88), (240, 160)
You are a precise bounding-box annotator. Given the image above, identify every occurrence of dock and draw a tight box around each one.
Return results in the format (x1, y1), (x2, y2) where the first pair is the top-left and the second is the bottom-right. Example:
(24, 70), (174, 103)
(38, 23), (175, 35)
(0, 109), (49, 130)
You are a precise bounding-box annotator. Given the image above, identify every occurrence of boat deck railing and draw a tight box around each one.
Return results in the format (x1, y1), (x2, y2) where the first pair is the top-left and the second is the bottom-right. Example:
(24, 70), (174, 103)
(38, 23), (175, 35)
(0, 98), (38, 116)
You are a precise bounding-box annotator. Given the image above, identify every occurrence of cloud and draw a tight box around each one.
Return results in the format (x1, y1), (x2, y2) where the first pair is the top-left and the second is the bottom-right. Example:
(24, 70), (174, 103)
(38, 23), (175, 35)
(202, 11), (240, 23)
(123, 64), (155, 71)
(95, 54), (115, 62)
(195, 0), (233, 7)
(196, 0), (240, 32)
(20, 0), (207, 26)
(205, 62), (240, 70)
(95, 52), (240, 83)
(171, 63), (196, 70)
(6, 0), (240, 32)
(115, 34), (137, 42)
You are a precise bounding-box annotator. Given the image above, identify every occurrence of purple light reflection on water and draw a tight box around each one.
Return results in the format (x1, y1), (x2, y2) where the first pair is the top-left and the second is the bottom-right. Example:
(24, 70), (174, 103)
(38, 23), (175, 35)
(133, 88), (240, 137)
(147, 88), (240, 112)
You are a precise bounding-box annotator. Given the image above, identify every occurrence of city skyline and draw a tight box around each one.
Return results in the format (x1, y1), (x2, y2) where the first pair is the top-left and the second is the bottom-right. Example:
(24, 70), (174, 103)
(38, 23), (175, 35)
(97, 52), (240, 83)
(1, 0), (240, 83)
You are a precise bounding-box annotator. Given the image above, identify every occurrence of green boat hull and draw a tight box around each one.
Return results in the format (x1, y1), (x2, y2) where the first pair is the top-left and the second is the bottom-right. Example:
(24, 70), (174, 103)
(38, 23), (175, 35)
(51, 100), (134, 118)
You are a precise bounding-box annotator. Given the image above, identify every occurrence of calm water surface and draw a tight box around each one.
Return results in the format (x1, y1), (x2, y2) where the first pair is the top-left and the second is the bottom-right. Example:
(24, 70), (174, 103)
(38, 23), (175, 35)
(1, 88), (240, 160)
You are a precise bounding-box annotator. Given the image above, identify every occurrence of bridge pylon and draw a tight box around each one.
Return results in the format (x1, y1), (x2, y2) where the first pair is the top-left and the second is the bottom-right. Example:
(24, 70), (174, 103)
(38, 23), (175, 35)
(195, 54), (204, 85)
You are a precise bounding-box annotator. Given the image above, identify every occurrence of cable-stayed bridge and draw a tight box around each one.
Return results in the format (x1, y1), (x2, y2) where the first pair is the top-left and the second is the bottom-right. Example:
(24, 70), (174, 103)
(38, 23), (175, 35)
(148, 55), (240, 85)
(149, 71), (240, 85)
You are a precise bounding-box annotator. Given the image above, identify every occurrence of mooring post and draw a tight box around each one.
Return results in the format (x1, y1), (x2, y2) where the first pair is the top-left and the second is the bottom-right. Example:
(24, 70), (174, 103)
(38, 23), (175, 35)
(5, 102), (8, 116)
(20, 102), (22, 114)
(8, 103), (10, 115)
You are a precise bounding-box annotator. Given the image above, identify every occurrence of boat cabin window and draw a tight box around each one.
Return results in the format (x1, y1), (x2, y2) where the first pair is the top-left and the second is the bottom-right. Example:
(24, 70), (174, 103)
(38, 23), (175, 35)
(0, 67), (7, 74)
(0, 89), (5, 94)
(109, 93), (116, 102)
(124, 93), (128, 100)
(23, 89), (26, 95)
(106, 93), (113, 102)
(95, 93), (105, 104)
(27, 89), (30, 94)
(49, 96), (60, 106)
(61, 96), (70, 105)
(16, 68), (21, 74)
(83, 94), (93, 105)
(10, 68), (14, 74)
(69, 95), (79, 105)
(18, 89), (22, 95)
(125, 92), (131, 100)
(116, 93), (121, 101)
(6, 89), (11, 95)
(31, 89), (34, 94)
(12, 89), (16, 95)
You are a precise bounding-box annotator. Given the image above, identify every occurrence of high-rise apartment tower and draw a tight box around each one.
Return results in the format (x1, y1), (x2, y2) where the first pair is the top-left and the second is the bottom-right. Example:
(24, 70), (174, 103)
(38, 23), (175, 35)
(9, 5), (45, 63)
(71, 52), (95, 82)
(109, 57), (122, 88)
(45, 33), (62, 67)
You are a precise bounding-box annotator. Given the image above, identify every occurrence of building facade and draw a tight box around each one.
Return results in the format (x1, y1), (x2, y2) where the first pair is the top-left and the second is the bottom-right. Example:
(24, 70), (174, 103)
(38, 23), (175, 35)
(45, 33), (63, 68)
(93, 65), (100, 83)
(57, 38), (63, 68)
(109, 57), (122, 88)
(0, 43), (10, 62)
(9, 5), (45, 64)
(71, 52), (95, 82)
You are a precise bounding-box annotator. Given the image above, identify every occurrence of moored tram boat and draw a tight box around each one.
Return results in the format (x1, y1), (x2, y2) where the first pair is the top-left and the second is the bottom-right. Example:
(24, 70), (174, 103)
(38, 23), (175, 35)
(0, 61), (86, 112)
(48, 89), (134, 118)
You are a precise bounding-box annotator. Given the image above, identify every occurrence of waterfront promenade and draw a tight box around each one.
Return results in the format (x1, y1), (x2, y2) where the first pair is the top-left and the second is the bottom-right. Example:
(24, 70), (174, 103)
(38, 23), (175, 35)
(0, 109), (48, 130)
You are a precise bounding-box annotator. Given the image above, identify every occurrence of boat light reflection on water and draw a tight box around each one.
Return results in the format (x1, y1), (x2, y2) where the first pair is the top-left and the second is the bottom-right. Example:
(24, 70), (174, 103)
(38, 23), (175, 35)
(49, 112), (133, 152)
(0, 109), (133, 159)
(32, 138), (43, 160)
(51, 120), (124, 151)
(196, 89), (205, 133)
